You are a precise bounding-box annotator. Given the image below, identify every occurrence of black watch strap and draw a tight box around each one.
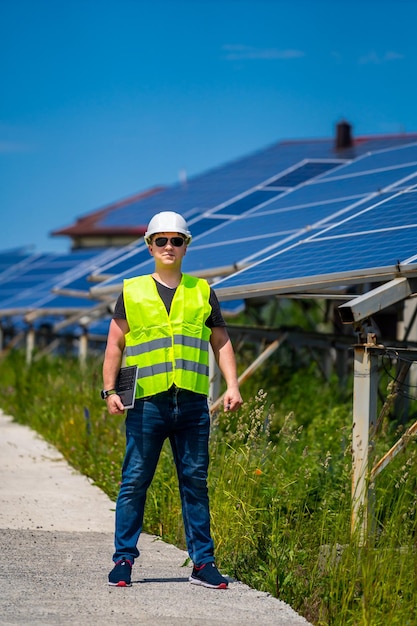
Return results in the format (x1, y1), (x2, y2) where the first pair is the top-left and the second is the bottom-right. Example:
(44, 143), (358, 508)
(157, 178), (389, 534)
(101, 389), (117, 400)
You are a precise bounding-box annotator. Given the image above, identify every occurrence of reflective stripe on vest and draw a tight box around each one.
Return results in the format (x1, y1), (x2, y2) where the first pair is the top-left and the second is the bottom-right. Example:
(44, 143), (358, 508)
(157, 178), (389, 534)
(123, 274), (212, 398)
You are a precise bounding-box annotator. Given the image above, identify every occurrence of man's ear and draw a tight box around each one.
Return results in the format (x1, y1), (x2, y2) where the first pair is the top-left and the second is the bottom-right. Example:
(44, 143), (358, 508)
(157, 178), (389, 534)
(148, 244), (154, 256)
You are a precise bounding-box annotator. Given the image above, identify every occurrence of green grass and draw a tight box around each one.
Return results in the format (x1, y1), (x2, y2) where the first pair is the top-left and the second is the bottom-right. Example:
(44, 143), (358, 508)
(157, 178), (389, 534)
(1, 350), (417, 625)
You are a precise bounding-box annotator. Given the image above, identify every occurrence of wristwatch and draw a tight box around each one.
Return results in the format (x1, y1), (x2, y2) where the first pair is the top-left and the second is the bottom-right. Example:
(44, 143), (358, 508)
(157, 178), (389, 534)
(100, 389), (117, 400)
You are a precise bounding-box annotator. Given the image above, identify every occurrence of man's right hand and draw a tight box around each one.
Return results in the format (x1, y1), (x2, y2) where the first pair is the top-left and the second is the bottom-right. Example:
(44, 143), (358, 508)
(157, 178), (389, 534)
(105, 393), (125, 414)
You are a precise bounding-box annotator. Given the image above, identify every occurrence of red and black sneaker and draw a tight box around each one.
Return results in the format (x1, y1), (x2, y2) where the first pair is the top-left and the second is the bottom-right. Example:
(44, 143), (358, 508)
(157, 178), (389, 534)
(108, 557), (133, 587)
(189, 562), (228, 589)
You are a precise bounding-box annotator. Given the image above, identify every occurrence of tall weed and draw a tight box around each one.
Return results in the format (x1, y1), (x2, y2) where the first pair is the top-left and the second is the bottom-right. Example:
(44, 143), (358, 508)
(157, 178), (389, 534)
(1, 351), (416, 625)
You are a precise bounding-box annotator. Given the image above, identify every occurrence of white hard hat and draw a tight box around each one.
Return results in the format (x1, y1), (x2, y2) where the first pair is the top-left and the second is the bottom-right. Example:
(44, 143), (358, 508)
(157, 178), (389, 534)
(144, 211), (192, 245)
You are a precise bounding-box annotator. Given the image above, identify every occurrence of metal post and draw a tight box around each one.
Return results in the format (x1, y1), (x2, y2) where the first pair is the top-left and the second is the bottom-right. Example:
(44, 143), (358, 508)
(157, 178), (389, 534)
(26, 326), (35, 365)
(351, 338), (379, 542)
(79, 328), (88, 368)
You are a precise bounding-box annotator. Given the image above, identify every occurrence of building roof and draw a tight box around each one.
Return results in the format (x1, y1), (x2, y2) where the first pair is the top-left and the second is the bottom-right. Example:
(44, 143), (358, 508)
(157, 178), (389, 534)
(50, 186), (164, 240)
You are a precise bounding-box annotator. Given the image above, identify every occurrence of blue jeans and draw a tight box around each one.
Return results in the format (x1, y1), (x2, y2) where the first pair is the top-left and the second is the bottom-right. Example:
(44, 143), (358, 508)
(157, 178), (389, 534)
(113, 386), (214, 566)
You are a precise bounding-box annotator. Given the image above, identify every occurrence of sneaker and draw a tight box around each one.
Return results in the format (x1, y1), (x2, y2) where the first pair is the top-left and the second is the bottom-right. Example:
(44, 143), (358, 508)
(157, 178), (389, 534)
(189, 562), (228, 589)
(108, 557), (133, 587)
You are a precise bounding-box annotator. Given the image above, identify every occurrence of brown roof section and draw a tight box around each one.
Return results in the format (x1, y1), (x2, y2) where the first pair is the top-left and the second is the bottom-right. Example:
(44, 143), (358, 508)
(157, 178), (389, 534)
(51, 186), (164, 238)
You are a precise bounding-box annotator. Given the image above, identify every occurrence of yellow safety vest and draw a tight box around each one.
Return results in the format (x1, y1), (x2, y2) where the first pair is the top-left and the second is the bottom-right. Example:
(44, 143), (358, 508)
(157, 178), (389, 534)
(123, 274), (212, 398)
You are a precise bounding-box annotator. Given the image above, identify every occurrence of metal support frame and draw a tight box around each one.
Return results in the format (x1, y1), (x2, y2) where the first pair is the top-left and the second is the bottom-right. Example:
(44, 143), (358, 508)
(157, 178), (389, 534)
(26, 325), (35, 365)
(79, 329), (88, 367)
(340, 276), (417, 542)
(339, 277), (417, 325)
(351, 337), (380, 541)
(351, 342), (417, 541)
(371, 418), (417, 479)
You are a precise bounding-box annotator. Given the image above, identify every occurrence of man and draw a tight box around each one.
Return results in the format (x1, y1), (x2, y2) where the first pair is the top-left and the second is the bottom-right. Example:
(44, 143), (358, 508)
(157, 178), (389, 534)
(102, 211), (243, 589)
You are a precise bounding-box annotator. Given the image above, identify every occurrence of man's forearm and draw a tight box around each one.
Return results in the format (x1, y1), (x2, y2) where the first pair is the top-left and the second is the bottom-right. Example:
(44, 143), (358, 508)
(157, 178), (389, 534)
(103, 345), (123, 389)
(217, 339), (239, 389)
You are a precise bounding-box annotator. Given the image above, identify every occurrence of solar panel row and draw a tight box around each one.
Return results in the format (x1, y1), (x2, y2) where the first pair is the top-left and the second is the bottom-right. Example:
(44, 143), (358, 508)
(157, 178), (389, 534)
(1, 134), (417, 325)
(91, 142), (417, 296)
(213, 188), (417, 300)
(0, 248), (115, 315)
(53, 138), (417, 302)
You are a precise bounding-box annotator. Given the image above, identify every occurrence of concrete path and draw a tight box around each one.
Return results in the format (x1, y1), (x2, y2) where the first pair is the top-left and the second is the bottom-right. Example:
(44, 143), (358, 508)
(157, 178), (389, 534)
(0, 410), (312, 625)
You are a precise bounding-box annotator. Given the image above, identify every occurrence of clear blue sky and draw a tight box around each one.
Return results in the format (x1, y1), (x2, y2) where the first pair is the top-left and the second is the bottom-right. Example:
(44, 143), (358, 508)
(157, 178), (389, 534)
(1, 0), (416, 253)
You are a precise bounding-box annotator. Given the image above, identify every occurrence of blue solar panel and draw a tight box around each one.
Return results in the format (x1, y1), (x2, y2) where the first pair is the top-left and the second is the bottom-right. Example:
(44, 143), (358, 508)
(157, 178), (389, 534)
(188, 216), (230, 236)
(92, 140), (417, 295)
(76, 140), (402, 289)
(0, 249), (107, 313)
(99, 143), (350, 228)
(319, 142), (417, 179)
(391, 172), (417, 190)
(0, 253), (48, 281)
(49, 242), (146, 294)
(317, 191), (417, 237)
(0, 287), (94, 313)
(234, 229), (416, 283)
(55, 275), (96, 291)
(97, 138), (417, 232)
(265, 160), (342, 187)
(256, 230), (412, 280)
(89, 159), (348, 286)
(213, 187), (417, 298)
(187, 199), (356, 248)
(214, 189), (284, 216)
(93, 248), (151, 279)
(0, 251), (36, 280)
(248, 164), (417, 212)
(91, 201), (358, 290)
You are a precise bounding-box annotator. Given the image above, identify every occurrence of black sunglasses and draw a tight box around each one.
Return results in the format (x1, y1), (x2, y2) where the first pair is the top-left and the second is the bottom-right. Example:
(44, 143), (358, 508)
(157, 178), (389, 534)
(153, 237), (185, 247)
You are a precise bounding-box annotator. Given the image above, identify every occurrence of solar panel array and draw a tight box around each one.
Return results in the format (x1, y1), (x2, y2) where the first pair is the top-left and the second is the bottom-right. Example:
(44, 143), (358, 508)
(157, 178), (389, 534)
(55, 139), (363, 296)
(91, 139), (417, 299)
(1, 134), (417, 331)
(0, 247), (125, 319)
(89, 159), (352, 293)
(213, 143), (417, 300)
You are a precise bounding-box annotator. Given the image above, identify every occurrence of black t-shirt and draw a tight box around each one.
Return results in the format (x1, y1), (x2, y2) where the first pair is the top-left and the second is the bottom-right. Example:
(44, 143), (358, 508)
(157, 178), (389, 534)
(113, 278), (226, 329)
